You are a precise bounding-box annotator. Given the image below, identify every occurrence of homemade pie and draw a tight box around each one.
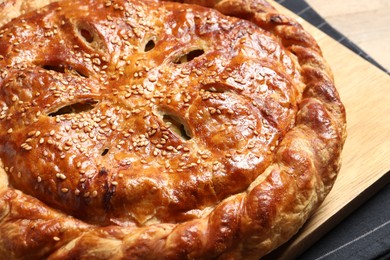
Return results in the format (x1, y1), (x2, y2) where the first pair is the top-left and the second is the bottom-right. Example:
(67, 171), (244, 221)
(0, 0), (347, 259)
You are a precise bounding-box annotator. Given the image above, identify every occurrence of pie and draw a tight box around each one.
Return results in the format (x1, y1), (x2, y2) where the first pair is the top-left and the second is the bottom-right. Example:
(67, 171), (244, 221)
(0, 0), (347, 259)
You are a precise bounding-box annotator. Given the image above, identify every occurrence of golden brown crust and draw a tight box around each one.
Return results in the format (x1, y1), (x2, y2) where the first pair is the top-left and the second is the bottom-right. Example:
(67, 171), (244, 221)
(0, 0), (58, 27)
(0, 0), (346, 259)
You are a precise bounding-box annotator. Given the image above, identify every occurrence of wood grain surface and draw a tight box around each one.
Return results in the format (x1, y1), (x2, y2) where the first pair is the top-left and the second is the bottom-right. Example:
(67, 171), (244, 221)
(306, 0), (390, 72)
(266, 2), (390, 259)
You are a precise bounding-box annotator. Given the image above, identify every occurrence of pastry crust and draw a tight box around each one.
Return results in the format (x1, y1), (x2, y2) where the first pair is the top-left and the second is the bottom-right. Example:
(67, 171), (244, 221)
(0, 0), (58, 27)
(0, 0), (346, 259)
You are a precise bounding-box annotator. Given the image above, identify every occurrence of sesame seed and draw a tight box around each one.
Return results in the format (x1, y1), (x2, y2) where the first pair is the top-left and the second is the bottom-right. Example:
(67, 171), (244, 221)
(21, 143), (32, 150)
(56, 173), (67, 180)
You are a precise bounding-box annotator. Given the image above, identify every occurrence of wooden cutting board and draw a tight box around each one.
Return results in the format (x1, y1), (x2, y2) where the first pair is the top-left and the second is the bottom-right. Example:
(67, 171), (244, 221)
(265, 2), (390, 259)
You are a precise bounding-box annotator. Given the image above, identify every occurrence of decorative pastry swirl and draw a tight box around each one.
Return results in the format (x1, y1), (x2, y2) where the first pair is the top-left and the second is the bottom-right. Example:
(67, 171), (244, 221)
(0, 0), (346, 259)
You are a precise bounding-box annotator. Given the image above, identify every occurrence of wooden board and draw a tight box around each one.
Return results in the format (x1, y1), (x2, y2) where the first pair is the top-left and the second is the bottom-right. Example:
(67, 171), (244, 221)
(306, 0), (390, 72)
(265, 2), (390, 259)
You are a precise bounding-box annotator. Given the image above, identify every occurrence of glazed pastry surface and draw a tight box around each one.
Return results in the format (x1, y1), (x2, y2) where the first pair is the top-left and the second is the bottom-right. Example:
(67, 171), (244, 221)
(0, 0), (346, 259)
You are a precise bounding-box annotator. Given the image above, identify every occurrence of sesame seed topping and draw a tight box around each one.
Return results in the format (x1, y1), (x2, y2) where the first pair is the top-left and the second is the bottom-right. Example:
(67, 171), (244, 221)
(0, 0), (299, 231)
(56, 173), (67, 180)
(21, 143), (32, 151)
